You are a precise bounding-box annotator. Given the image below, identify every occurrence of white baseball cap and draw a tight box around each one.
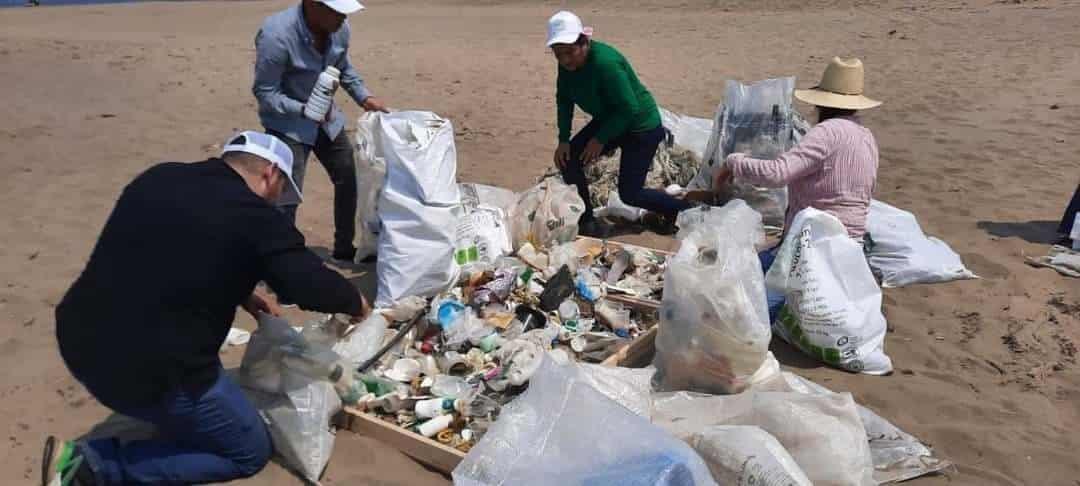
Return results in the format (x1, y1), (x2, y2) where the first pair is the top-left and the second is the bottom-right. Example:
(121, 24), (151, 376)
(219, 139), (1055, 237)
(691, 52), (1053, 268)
(222, 131), (303, 205)
(316, 0), (364, 15)
(546, 11), (593, 47)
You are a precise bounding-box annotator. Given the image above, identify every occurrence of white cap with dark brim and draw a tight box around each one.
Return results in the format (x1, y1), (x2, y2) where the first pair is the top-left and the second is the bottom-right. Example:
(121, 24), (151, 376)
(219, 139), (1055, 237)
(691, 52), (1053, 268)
(317, 0), (364, 15)
(546, 10), (593, 47)
(222, 131), (303, 206)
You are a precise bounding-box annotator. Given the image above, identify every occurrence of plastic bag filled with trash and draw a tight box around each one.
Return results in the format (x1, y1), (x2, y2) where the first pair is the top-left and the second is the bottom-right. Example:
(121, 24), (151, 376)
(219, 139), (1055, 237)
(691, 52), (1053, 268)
(455, 183), (517, 274)
(652, 389), (875, 486)
(689, 78), (811, 230)
(453, 355), (717, 486)
(766, 207), (893, 375)
(866, 200), (977, 288)
(652, 200), (772, 394)
(237, 314), (342, 484)
(370, 111), (462, 307)
(509, 179), (585, 251)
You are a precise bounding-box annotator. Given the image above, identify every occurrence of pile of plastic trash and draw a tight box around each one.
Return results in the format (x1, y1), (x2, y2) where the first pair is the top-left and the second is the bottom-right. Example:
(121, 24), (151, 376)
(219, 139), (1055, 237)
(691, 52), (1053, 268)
(248, 108), (960, 485)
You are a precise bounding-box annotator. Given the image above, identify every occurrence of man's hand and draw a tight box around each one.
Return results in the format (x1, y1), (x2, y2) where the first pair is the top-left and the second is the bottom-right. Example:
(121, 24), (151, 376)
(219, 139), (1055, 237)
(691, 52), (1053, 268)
(553, 143), (571, 169)
(349, 295), (373, 323)
(712, 165), (734, 193)
(242, 290), (282, 319)
(361, 97), (390, 113)
(581, 138), (604, 165)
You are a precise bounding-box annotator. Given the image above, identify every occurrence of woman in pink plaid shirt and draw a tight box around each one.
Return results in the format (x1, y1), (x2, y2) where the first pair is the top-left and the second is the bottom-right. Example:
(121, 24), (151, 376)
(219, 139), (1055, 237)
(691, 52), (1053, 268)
(714, 57), (883, 322)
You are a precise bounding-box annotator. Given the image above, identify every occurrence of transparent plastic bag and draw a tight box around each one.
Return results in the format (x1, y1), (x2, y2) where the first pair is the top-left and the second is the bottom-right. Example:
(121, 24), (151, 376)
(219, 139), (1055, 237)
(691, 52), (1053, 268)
(690, 78), (798, 228)
(652, 200), (771, 394)
(238, 314), (340, 484)
(652, 390), (875, 486)
(453, 356), (716, 486)
(509, 179), (585, 251)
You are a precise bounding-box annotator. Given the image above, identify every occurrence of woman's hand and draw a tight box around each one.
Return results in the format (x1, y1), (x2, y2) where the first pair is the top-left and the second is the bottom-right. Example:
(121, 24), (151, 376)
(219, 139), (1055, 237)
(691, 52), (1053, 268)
(712, 165), (734, 193)
(553, 143), (571, 169)
(581, 138), (604, 165)
(242, 289), (282, 319)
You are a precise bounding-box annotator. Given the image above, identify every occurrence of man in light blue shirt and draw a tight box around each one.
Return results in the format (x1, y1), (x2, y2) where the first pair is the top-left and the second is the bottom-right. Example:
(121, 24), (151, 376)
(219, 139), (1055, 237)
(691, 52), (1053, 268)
(253, 0), (388, 262)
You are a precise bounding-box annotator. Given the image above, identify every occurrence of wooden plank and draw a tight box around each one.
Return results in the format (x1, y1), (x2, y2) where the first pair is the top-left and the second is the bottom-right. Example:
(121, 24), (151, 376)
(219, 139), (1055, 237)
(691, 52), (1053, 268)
(342, 406), (466, 474)
(601, 325), (658, 368)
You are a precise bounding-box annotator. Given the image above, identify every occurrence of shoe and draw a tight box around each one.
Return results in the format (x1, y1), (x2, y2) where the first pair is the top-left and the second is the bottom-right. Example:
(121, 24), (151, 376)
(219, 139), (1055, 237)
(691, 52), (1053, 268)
(641, 212), (677, 236)
(332, 246), (357, 262)
(578, 219), (617, 239)
(42, 436), (94, 486)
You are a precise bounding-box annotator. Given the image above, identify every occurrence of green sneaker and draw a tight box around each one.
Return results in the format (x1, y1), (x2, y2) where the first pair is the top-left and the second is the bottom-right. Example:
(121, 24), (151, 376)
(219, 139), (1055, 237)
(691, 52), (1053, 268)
(42, 436), (91, 486)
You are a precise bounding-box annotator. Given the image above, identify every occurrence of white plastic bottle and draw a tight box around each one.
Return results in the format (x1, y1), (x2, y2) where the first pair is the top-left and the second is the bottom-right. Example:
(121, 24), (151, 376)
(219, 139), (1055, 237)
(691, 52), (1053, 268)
(304, 66), (341, 122)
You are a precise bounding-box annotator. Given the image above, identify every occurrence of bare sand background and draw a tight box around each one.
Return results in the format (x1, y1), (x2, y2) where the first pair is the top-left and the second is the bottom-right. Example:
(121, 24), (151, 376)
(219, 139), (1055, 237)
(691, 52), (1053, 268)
(1, 0), (1079, 484)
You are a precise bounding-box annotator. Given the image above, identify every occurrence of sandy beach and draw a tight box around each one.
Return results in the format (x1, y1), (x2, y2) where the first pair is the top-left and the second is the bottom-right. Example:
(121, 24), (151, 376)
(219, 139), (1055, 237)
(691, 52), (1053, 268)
(1, 0), (1079, 484)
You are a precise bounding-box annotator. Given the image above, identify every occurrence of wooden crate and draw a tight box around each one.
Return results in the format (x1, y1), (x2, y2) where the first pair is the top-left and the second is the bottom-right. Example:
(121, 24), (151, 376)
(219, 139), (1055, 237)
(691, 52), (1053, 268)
(339, 238), (669, 475)
(338, 326), (657, 475)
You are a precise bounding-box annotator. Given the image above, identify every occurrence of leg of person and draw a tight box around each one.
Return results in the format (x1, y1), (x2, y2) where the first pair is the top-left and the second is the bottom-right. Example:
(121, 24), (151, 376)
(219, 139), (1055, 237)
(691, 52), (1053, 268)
(758, 245), (785, 323)
(1058, 183), (1080, 238)
(266, 129), (313, 227)
(559, 120), (605, 222)
(615, 126), (694, 217)
(76, 369), (271, 485)
(312, 129), (359, 261)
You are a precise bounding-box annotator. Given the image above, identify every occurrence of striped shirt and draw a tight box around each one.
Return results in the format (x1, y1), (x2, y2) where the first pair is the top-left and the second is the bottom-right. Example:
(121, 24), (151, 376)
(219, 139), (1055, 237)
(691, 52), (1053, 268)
(728, 117), (878, 239)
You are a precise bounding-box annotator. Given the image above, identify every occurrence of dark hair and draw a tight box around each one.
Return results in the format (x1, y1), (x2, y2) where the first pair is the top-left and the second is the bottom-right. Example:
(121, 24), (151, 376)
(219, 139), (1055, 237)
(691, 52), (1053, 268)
(575, 34), (590, 46)
(817, 106), (857, 122)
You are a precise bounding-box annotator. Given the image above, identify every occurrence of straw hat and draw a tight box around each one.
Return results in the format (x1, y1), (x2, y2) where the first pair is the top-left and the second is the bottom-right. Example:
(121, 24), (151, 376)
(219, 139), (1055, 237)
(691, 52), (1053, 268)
(795, 57), (882, 110)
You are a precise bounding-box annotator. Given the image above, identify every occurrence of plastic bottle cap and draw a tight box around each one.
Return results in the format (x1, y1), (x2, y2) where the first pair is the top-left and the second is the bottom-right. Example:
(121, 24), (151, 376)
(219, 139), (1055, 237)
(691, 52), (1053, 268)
(324, 66), (341, 78)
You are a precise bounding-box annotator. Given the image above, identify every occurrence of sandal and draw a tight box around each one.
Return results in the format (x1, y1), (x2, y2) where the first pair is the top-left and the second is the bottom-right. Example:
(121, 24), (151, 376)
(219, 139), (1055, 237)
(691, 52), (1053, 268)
(41, 436), (89, 486)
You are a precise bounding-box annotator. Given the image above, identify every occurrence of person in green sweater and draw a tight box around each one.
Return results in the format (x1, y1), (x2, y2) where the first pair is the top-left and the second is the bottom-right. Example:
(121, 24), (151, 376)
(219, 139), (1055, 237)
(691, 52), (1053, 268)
(548, 10), (693, 235)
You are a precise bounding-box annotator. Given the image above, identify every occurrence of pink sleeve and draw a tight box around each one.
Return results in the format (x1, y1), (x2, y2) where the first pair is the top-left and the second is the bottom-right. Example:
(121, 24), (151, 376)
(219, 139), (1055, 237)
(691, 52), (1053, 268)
(728, 123), (833, 188)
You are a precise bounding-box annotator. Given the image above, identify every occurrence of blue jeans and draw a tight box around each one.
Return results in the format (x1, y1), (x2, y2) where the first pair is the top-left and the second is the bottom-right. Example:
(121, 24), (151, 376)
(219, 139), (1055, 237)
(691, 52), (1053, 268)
(77, 367), (271, 485)
(560, 120), (695, 220)
(758, 245), (786, 324)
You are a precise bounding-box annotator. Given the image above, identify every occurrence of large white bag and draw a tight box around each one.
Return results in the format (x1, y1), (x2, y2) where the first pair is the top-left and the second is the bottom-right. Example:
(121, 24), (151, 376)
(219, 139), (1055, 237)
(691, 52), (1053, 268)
(371, 111), (461, 307)
(653, 200), (773, 394)
(509, 179), (585, 251)
(453, 356), (717, 486)
(766, 207), (892, 375)
(353, 113), (388, 262)
(866, 200), (977, 288)
(652, 390), (875, 486)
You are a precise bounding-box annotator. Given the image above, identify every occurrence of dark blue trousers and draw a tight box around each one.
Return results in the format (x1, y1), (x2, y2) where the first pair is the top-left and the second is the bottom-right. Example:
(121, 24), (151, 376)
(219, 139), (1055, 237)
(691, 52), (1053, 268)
(76, 366), (271, 485)
(560, 120), (694, 221)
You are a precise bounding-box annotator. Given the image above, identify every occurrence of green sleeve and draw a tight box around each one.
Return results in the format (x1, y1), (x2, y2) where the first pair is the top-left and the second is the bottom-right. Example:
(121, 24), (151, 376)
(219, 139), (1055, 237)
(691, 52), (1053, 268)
(556, 76), (574, 143)
(594, 64), (641, 144)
